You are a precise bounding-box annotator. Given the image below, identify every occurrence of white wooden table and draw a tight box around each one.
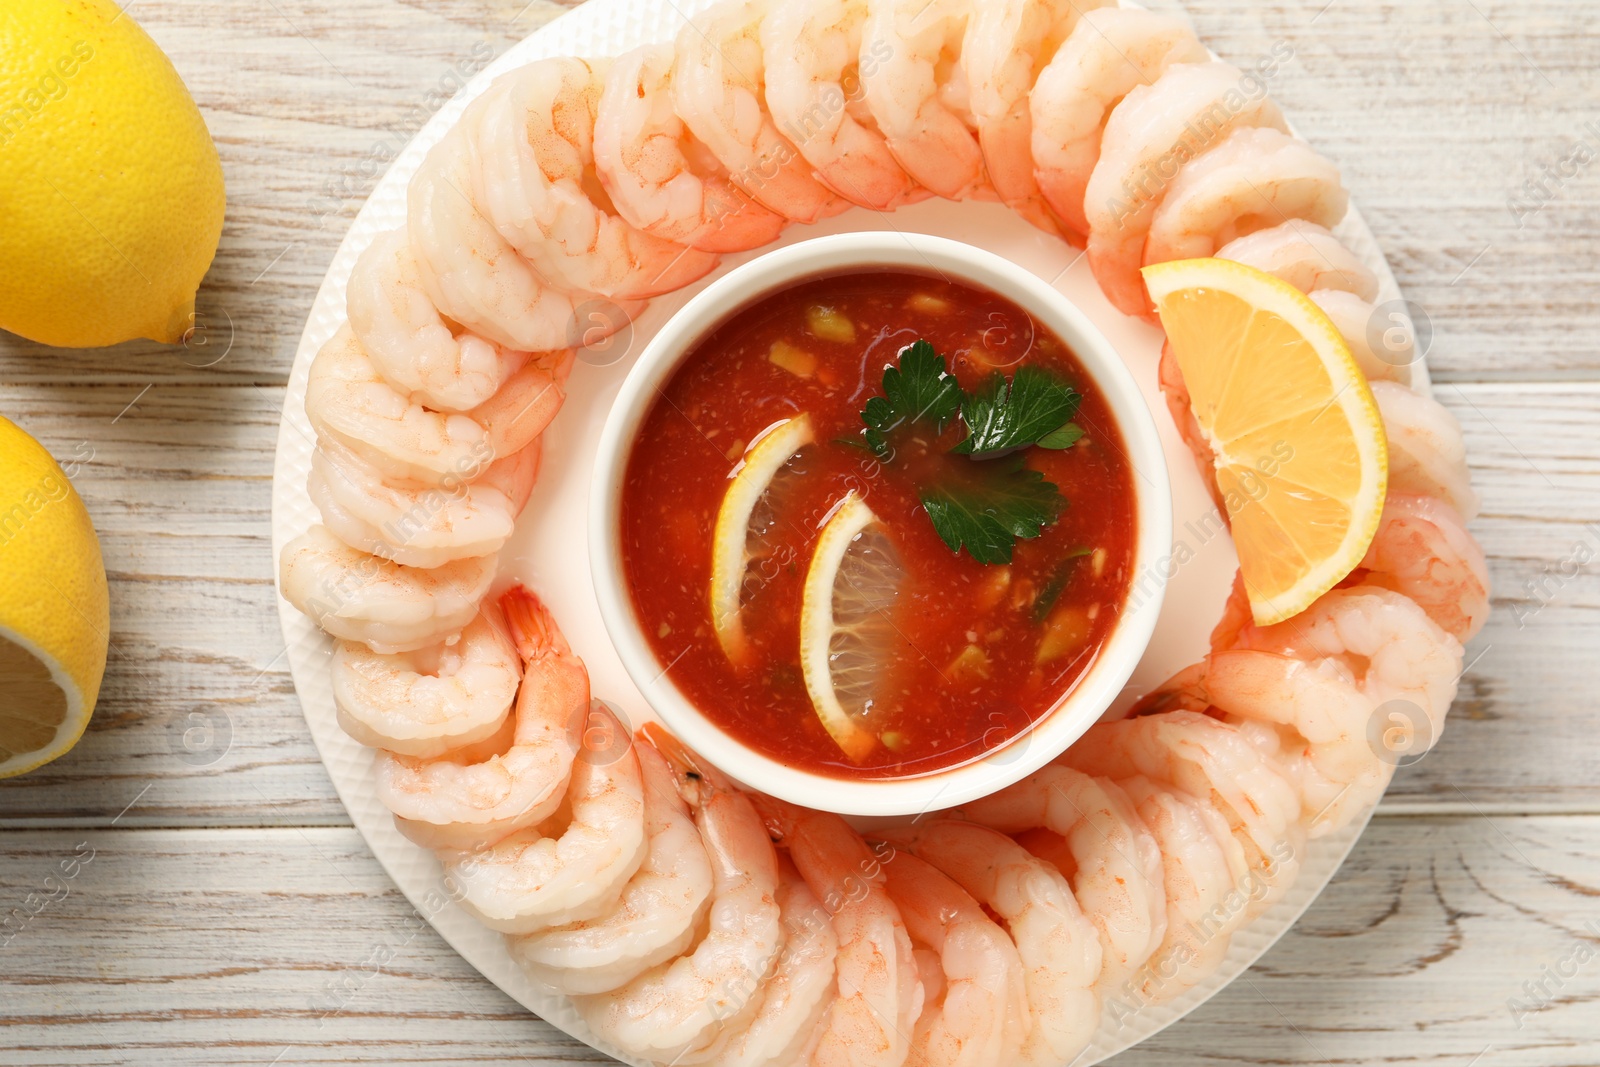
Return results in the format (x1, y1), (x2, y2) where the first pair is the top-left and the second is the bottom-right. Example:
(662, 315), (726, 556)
(3, 1), (1597, 1063)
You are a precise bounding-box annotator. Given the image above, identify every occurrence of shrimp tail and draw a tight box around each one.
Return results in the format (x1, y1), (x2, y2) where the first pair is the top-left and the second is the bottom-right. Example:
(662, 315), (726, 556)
(1127, 660), (1212, 718)
(1209, 571), (1253, 651)
(497, 584), (572, 662)
(746, 791), (804, 847)
(638, 723), (739, 807)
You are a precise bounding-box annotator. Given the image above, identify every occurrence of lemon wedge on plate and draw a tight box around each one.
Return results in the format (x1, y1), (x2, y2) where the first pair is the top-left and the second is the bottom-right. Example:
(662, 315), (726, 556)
(709, 414), (815, 664)
(1143, 257), (1388, 625)
(799, 492), (904, 762)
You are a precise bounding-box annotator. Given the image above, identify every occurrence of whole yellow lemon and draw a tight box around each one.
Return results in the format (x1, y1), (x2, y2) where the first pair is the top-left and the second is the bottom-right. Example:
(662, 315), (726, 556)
(0, 415), (109, 778)
(0, 0), (225, 347)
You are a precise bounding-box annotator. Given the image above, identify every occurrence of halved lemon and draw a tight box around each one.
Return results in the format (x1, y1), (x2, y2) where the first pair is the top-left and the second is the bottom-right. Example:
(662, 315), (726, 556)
(799, 492), (904, 762)
(0, 416), (110, 778)
(1142, 258), (1388, 625)
(709, 414), (816, 664)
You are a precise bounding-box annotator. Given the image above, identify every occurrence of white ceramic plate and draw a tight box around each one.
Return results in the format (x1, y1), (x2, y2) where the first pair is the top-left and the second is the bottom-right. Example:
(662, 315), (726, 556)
(271, 1), (1424, 1060)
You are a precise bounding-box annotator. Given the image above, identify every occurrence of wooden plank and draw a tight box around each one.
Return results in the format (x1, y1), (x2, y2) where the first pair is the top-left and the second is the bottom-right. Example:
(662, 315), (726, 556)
(0, 386), (326, 825)
(1, 817), (1595, 1064)
(0, 383), (1594, 824)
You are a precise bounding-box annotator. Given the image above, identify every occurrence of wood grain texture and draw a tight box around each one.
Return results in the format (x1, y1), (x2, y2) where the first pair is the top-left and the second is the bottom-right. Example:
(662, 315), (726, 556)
(0, 0), (1595, 1063)
(2, 818), (1595, 1064)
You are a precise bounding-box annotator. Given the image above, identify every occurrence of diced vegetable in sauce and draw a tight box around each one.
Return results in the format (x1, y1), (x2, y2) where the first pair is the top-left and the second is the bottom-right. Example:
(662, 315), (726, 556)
(947, 643), (992, 684)
(805, 305), (857, 344)
(768, 340), (817, 378)
(1037, 605), (1094, 665)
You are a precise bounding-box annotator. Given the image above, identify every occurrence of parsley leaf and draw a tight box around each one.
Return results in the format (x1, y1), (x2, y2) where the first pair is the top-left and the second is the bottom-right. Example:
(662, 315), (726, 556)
(919, 457), (1065, 565)
(1036, 422), (1084, 450)
(860, 340), (963, 458)
(951, 366), (1082, 458)
(855, 339), (1082, 563)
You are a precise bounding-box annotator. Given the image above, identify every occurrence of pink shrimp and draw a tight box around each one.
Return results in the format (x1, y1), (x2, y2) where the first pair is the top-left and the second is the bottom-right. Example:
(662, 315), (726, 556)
(373, 585), (585, 850)
(578, 730), (782, 1059)
(1357, 494), (1490, 643)
(750, 795), (924, 1067)
(882, 820), (1101, 1066)
(1084, 61), (1287, 316)
(595, 44), (788, 253)
(877, 847), (1028, 1067)
(954, 766), (1167, 995)
(1059, 710), (1304, 910)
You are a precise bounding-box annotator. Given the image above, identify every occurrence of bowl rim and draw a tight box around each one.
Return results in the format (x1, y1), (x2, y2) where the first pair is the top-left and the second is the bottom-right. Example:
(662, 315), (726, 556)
(589, 231), (1173, 817)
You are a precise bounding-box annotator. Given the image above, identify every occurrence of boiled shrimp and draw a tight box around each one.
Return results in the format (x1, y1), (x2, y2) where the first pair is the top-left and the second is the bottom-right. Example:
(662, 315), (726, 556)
(1215, 220), (1378, 301)
(510, 740), (714, 996)
(861, 0), (988, 201)
(305, 325), (488, 487)
(409, 117), (644, 353)
(955, 766), (1167, 995)
(678, 854), (840, 1067)
(1059, 709), (1304, 911)
(278, 524), (495, 655)
(962, 0), (1112, 232)
(1359, 494), (1490, 642)
(578, 730), (782, 1059)
(877, 847), (1028, 1067)
(1223, 584), (1463, 739)
(331, 608), (519, 758)
(883, 820), (1100, 1067)
(373, 586), (586, 851)
(304, 324), (568, 488)
(346, 229), (527, 413)
(750, 796), (923, 1067)
(1197, 585), (1463, 833)
(1085, 61), (1287, 316)
(1116, 775), (1243, 997)
(1031, 7), (1206, 235)
(308, 435), (539, 570)
(1309, 289), (1414, 385)
(1144, 126), (1349, 269)
(1157, 340), (1227, 516)
(1371, 380), (1481, 521)
(441, 705), (647, 934)
(594, 44), (787, 254)
(761, 0), (922, 210)
(473, 57), (721, 299)
(672, 0), (845, 223)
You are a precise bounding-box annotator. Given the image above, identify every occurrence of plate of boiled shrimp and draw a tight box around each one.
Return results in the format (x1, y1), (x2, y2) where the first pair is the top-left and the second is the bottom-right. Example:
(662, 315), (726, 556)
(270, 0), (1492, 1063)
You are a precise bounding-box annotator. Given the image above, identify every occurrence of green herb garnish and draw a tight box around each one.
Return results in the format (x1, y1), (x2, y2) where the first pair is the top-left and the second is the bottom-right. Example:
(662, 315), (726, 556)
(861, 340), (963, 459)
(858, 341), (1083, 564)
(951, 365), (1082, 457)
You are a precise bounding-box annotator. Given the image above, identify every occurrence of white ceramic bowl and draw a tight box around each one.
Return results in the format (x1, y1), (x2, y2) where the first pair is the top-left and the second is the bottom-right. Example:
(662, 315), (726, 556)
(590, 231), (1172, 817)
